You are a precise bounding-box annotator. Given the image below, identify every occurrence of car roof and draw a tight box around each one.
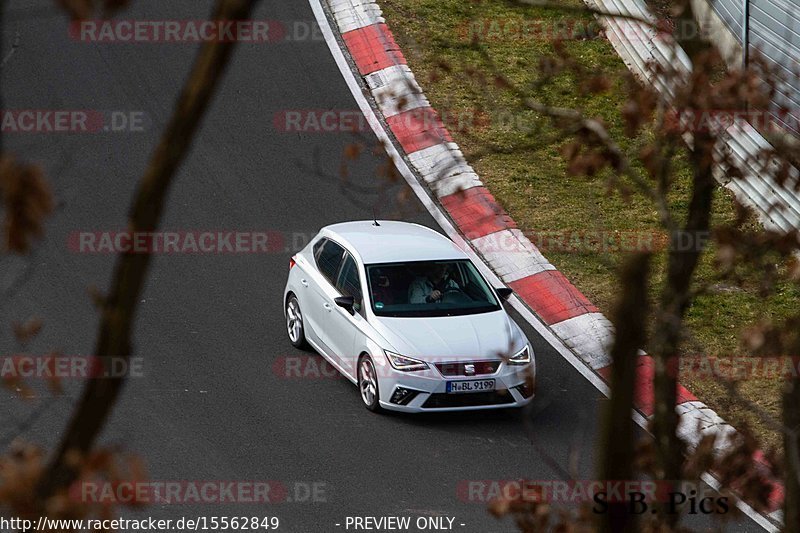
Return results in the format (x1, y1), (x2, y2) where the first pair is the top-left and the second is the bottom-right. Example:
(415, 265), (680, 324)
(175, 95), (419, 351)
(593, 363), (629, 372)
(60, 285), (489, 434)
(321, 220), (468, 264)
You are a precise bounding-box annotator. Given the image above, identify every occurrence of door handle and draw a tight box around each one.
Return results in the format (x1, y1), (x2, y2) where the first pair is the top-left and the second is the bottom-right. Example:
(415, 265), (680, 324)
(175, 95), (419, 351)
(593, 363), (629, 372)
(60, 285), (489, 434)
(323, 303), (332, 312)
(300, 279), (309, 287)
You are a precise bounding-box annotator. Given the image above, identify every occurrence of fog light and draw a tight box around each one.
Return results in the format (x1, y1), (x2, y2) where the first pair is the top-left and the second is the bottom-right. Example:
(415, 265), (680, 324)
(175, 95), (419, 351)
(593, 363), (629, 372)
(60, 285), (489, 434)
(390, 387), (421, 405)
(514, 381), (534, 399)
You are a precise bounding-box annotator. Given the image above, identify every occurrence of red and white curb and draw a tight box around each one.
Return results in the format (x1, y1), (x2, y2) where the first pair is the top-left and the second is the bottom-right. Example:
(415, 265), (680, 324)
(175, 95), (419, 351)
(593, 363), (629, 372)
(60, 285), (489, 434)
(309, 0), (783, 528)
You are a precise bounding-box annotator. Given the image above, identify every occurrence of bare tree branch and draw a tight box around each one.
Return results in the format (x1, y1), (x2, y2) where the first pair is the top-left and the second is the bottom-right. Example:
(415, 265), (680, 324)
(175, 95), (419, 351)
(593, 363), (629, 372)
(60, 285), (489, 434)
(598, 252), (650, 532)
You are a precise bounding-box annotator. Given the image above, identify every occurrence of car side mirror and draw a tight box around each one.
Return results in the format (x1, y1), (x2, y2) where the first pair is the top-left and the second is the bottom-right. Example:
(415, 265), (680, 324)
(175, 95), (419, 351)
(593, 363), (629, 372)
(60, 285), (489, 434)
(334, 295), (356, 315)
(496, 287), (513, 300)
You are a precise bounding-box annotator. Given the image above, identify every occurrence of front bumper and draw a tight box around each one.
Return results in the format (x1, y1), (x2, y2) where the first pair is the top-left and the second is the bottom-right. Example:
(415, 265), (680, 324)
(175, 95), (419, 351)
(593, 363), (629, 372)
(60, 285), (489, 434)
(374, 357), (535, 413)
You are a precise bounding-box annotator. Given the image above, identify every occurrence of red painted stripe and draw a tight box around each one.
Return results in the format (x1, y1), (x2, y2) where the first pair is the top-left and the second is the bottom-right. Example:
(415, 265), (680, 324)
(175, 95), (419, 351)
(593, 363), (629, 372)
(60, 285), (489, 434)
(386, 108), (453, 154)
(767, 474), (784, 512)
(635, 359), (655, 416)
(597, 358), (698, 417)
(342, 23), (406, 76)
(597, 360), (652, 417)
(509, 270), (597, 325)
(676, 385), (698, 405)
(440, 187), (515, 239)
(753, 450), (784, 511)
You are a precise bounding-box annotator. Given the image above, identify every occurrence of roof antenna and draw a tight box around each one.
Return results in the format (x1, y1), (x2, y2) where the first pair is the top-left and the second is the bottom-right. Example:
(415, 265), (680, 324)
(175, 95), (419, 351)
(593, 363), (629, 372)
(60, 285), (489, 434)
(372, 207), (380, 227)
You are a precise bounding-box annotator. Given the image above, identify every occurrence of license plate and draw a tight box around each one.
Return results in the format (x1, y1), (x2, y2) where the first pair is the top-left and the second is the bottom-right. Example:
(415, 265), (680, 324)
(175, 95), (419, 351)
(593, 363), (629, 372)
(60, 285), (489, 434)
(446, 379), (495, 394)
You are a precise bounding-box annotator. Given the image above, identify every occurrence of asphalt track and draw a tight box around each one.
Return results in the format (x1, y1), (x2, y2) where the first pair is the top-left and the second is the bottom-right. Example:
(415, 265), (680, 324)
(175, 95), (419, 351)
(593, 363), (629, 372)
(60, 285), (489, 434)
(1, 1), (762, 531)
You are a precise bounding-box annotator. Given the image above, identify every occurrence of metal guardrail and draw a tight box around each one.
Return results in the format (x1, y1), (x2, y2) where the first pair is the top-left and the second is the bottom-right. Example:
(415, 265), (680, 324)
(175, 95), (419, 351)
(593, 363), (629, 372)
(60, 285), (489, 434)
(713, 0), (800, 135)
(585, 0), (800, 234)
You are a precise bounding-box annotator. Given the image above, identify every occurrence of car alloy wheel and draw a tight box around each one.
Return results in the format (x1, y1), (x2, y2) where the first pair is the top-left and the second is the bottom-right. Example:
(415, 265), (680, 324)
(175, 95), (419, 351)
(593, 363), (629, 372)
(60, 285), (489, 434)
(358, 355), (381, 412)
(286, 295), (307, 348)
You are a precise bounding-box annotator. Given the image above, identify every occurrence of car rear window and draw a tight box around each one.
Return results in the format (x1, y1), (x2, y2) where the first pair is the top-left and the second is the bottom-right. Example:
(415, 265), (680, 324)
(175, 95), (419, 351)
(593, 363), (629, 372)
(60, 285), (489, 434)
(315, 239), (345, 285)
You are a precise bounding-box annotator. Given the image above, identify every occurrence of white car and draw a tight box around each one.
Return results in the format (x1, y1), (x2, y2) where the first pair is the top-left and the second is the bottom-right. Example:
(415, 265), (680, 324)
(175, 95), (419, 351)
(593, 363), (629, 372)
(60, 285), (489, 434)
(283, 220), (536, 413)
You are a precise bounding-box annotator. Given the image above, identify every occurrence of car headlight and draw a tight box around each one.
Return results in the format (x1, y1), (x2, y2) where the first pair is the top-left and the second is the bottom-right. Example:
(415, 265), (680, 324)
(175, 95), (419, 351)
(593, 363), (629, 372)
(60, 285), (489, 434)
(508, 345), (532, 365)
(384, 350), (428, 372)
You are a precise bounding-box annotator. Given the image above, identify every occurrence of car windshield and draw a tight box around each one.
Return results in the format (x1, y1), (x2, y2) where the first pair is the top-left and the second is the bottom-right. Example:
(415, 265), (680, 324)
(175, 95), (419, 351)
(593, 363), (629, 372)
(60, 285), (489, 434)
(365, 259), (501, 317)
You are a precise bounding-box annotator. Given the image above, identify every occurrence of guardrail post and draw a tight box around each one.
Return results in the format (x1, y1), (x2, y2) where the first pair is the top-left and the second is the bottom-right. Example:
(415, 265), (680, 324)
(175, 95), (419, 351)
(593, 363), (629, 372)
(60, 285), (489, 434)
(741, 0), (750, 70)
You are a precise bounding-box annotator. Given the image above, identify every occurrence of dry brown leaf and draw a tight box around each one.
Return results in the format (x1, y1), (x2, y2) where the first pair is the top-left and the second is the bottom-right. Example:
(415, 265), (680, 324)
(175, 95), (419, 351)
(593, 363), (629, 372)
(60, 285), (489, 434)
(12, 317), (44, 345)
(0, 157), (54, 254)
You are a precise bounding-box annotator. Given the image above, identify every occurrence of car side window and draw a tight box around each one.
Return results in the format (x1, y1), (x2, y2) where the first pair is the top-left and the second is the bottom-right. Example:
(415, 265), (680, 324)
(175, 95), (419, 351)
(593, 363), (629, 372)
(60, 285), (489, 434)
(313, 238), (327, 260)
(316, 239), (345, 285)
(336, 254), (364, 313)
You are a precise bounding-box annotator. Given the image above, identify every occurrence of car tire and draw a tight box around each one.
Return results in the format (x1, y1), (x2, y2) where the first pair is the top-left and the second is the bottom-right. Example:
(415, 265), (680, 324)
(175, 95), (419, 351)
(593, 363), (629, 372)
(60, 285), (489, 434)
(358, 355), (382, 412)
(285, 294), (308, 349)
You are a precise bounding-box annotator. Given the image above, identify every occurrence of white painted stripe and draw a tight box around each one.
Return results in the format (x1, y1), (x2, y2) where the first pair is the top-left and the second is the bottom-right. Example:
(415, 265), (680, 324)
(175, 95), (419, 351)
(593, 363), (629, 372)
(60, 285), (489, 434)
(700, 472), (780, 533)
(675, 401), (737, 452)
(364, 64), (429, 117)
(329, 0), (384, 34)
(408, 142), (473, 180)
(550, 312), (614, 369)
(407, 142), (481, 196)
(420, 166), (481, 197)
(312, 1), (777, 528)
(472, 229), (555, 282)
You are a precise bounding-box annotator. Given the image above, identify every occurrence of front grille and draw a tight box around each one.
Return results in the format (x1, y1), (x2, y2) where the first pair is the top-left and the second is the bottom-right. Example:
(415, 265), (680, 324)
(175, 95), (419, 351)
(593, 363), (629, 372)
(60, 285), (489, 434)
(435, 360), (500, 377)
(422, 390), (514, 409)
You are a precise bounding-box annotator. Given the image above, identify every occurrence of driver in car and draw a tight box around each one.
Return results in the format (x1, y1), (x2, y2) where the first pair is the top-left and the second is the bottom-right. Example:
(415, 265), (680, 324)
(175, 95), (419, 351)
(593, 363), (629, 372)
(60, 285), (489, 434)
(408, 263), (459, 303)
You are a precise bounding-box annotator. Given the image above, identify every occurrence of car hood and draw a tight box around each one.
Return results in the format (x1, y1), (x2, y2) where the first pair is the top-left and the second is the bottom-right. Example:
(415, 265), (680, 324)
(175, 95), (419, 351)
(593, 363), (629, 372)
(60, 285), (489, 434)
(374, 310), (526, 361)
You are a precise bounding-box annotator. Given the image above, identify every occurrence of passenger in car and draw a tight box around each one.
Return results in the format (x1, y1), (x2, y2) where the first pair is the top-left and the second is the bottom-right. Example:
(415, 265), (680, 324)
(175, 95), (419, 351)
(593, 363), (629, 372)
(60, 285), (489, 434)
(370, 269), (396, 305)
